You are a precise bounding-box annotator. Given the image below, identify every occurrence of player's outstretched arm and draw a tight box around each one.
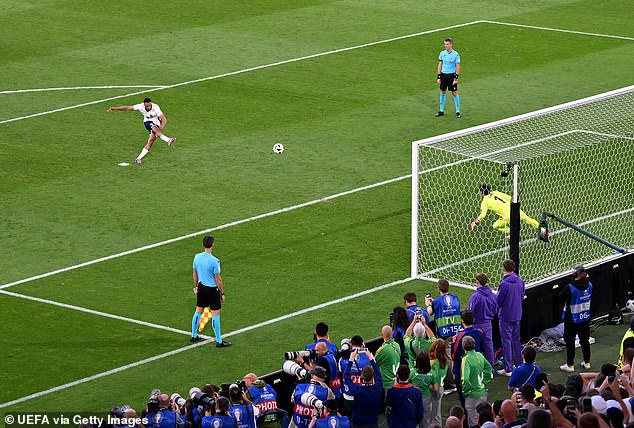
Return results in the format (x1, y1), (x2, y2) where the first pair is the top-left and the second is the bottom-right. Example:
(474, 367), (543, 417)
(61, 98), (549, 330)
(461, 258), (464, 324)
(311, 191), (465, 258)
(107, 106), (134, 112)
(158, 114), (167, 129)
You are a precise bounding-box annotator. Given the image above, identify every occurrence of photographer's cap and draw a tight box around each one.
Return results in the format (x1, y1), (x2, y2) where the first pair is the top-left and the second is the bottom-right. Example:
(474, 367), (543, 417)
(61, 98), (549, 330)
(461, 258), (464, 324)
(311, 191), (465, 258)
(573, 265), (587, 278)
(324, 399), (338, 412)
(311, 366), (327, 379)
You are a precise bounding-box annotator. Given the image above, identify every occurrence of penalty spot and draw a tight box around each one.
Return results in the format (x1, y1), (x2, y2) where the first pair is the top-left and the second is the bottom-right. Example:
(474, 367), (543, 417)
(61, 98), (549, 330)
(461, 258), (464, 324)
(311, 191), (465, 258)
(118, 162), (130, 167)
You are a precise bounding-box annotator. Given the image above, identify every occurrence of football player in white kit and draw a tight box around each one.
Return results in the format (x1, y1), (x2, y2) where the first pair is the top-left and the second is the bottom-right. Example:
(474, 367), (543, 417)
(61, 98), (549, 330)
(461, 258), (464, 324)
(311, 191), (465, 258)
(107, 97), (176, 165)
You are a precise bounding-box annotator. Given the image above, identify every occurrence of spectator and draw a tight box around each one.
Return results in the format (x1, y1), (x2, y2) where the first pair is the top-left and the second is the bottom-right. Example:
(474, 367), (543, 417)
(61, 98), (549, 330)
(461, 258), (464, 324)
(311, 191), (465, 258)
(447, 406), (465, 427)
(392, 306), (411, 361)
(518, 385), (537, 414)
(404, 312), (436, 363)
(405, 292), (430, 324)
(618, 318), (634, 367)
(243, 373), (285, 428)
(526, 409), (552, 428)
(468, 273), (498, 365)
(461, 336), (493, 427)
(498, 400), (523, 428)
(451, 310), (485, 407)
(426, 279), (462, 340)
(308, 400), (350, 428)
(307, 322), (338, 356)
(385, 365), (424, 428)
(146, 394), (188, 428)
(291, 367), (334, 428)
(560, 265), (593, 372)
(508, 346), (541, 390)
(342, 349), (382, 428)
(497, 259), (525, 376)
(476, 404), (495, 428)
(340, 336), (371, 417)
(201, 397), (234, 428)
(229, 386), (258, 428)
(429, 339), (449, 426)
(410, 350), (433, 428)
(444, 416), (461, 428)
(375, 326), (401, 390)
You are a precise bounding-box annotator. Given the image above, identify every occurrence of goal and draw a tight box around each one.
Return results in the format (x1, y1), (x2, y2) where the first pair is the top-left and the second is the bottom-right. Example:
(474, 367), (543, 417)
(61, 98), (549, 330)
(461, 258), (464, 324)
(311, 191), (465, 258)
(412, 85), (634, 288)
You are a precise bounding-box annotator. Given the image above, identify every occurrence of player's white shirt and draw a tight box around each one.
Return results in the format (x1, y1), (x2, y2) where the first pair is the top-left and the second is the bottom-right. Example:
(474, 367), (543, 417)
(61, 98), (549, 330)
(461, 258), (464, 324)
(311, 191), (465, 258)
(133, 103), (163, 126)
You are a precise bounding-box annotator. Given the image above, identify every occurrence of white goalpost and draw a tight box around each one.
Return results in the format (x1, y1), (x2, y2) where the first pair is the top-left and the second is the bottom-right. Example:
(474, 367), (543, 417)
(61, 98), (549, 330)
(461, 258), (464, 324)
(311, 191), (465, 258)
(412, 85), (634, 288)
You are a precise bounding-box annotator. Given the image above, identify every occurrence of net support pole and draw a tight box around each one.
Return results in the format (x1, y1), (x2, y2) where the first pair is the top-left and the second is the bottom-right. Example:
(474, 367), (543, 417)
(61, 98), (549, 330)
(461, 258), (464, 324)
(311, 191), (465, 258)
(510, 163), (521, 274)
(411, 141), (419, 279)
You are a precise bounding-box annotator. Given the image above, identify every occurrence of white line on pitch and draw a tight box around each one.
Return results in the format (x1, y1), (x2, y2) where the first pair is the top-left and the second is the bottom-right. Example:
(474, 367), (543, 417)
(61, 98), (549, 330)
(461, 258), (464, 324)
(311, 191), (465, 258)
(0, 20), (482, 125)
(483, 20), (634, 42)
(0, 277), (412, 409)
(0, 289), (207, 338)
(0, 173), (411, 290)
(0, 86), (167, 95)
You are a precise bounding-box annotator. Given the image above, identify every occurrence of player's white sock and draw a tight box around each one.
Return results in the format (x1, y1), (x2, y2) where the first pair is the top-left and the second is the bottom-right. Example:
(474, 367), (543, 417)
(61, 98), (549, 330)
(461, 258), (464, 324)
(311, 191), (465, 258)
(137, 148), (149, 160)
(159, 134), (170, 143)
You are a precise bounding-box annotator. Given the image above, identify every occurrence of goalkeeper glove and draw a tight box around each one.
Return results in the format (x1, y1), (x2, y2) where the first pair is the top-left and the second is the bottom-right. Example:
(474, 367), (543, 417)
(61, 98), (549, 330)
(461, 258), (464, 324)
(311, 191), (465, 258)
(469, 219), (480, 230)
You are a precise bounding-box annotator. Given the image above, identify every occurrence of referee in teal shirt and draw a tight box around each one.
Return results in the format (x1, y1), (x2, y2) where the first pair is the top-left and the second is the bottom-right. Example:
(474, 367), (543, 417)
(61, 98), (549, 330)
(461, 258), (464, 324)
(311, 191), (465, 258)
(191, 235), (231, 347)
(436, 38), (461, 118)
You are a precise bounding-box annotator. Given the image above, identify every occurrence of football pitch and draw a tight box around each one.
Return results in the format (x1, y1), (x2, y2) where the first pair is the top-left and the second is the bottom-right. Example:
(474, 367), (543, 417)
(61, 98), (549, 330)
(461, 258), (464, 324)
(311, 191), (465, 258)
(1, 0), (633, 414)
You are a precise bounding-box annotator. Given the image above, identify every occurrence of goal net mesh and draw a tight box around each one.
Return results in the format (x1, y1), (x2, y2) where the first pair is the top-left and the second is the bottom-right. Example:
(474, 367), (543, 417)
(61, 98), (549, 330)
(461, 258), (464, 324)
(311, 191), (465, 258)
(413, 87), (634, 286)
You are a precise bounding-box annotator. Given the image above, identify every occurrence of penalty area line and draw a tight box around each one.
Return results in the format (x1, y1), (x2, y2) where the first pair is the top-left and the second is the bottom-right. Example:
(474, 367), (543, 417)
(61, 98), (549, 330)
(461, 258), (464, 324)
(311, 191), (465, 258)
(0, 20), (482, 125)
(0, 86), (167, 95)
(483, 20), (634, 42)
(0, 277), (413, 409)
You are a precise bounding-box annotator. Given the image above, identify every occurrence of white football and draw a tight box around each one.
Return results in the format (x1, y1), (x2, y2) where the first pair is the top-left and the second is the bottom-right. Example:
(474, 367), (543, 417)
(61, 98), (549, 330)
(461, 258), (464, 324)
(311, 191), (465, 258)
(272, 143), (285, 154)
(626, 299), (634, 312)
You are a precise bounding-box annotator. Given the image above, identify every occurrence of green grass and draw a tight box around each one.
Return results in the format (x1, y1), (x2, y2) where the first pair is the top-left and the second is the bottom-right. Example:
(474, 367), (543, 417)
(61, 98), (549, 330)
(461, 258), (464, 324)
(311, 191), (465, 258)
(1, 0), (633, 417)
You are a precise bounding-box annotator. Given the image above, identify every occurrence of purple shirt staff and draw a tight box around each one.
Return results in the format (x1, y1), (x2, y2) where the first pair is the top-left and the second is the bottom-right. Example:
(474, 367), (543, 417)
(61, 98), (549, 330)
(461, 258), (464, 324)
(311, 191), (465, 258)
(468, 273), (498, 365)
(496, 259), (525, 374)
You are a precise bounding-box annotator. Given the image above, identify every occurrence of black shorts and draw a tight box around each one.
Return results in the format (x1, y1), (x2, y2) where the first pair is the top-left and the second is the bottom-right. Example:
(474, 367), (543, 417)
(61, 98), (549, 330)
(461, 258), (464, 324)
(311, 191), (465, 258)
(439, 73), (458, 92)
(197, 284), (222, 310)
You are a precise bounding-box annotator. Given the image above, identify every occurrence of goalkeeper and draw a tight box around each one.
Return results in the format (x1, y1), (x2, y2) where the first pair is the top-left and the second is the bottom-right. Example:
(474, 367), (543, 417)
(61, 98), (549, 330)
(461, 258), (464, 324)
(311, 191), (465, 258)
(469, 184), (539, 234)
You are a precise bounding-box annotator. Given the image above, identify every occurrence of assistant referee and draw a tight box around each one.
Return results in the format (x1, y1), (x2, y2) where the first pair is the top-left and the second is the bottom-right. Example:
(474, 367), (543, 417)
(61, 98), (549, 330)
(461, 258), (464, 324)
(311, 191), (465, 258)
(436, 38), (461, 118)
(190, 235), (231, 347)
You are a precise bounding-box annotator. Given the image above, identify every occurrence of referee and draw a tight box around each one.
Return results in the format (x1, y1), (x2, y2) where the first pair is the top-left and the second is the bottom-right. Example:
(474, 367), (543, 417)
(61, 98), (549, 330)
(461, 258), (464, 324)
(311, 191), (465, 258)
(190, 235), (231, 347)
(436, 38), (461, 118)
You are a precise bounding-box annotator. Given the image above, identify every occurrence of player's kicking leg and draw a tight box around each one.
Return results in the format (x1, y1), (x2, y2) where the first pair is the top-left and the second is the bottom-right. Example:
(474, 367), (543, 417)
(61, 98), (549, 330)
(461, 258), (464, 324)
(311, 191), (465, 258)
(151, 125), (176, 146)
(135, 133), (156, 165)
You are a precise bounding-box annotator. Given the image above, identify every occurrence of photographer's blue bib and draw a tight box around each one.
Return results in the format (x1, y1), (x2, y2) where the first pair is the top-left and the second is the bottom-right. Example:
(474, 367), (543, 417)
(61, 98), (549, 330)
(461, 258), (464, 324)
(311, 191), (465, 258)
(293, 383), (329, 428)
(202, 415), (235, 428)
(229, 403), (257, 428)
(322, 353), (342, 398)
(248, 384), (278, 414)
(566, 283), (592, 323)
(433, 294), (461, 337)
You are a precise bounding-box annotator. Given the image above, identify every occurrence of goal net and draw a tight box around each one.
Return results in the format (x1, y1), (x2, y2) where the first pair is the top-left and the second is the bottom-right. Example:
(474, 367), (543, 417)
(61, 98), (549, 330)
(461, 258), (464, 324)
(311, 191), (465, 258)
(412, 85), (634, 287)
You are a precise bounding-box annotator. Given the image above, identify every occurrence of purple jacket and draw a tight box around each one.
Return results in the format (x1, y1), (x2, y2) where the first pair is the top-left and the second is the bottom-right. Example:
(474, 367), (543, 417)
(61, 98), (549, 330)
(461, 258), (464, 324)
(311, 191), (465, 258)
(469, 286), (498, 324)
(497, 273), (525, 321)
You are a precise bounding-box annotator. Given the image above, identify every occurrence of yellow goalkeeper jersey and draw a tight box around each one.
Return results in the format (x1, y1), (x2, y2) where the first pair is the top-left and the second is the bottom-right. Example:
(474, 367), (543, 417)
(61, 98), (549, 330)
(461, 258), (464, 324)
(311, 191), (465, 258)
(477, 191), (512, 220)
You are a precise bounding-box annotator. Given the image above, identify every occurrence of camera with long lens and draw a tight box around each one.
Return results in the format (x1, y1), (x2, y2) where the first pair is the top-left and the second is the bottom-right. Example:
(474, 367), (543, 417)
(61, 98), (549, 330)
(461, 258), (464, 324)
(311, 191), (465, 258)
(282, 361), (310, 382)
(284, 350), (316, 361)
(111, 405), (131, 418)
(171, 393), (186, 408)
(340, 338), (352, 353)
(300, 393), (324, 412)
(148, 389), (161, 413)
(189, 387), (216, 409)
(220, 381), (247, 393)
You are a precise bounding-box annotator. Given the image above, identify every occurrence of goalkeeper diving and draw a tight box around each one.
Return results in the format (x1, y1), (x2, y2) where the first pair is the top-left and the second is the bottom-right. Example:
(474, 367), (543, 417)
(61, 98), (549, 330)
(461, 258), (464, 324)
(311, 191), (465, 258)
(469, 184), (539, 234)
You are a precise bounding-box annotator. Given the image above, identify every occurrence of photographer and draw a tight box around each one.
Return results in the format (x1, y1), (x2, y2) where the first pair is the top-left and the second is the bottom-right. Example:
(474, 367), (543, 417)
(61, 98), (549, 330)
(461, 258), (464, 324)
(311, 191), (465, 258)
(339, 336), (372, 417)
(202, 397), (235, 428)
(403, 312), (436, 363)
(229, 385), (259, 428)
(308, 400), (350, 428)
(313, 342), (342, 400)
(290, 366), (335, 428)
(189, 386), (219, 428)
(306, 322), (338, 356)
(146, 393), (189, 428)
(342, 349), (382, 428)
(244, 373), (282, 421)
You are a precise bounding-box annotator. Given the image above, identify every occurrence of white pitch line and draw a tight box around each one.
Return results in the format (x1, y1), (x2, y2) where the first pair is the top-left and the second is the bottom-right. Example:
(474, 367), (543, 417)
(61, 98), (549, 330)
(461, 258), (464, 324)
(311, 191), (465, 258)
(483, 20), (634, 42)
(0, 289), (207, 339)
(0, 86), (167, 95)
(0, 277), (412, 409)
(0, 20), (482, 125)
(0, 173), (412, 290)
